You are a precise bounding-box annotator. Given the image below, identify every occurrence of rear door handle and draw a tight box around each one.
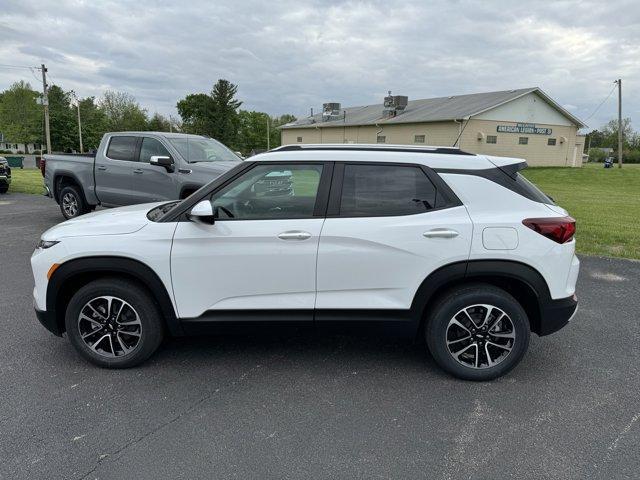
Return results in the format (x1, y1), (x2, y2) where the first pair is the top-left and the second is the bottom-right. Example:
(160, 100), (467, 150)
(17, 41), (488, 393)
(97, 165), (107, 171)
(133, 169), (143, 174)
(423, 228), (459, 239)
(278, 231), (312, 241)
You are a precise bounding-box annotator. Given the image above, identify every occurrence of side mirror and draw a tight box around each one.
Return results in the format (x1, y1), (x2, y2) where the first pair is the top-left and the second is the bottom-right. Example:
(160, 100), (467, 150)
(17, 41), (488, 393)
(187, 200), (215, 225)
(150, 155), (175, 172)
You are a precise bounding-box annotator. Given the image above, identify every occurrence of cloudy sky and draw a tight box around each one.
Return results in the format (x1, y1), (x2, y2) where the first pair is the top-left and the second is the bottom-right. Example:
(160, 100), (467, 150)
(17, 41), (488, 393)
(1, 0), (638, 130)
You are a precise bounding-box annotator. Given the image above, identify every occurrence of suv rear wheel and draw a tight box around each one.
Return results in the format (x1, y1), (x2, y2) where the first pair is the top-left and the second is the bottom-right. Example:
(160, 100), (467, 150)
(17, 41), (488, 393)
(425, 284), (530, 381)
(64, 278), (164, 368)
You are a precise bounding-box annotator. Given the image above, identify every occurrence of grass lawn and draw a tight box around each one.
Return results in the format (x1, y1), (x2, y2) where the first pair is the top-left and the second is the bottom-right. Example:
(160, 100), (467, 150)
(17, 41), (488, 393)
(7, 168), (44, 195)
(524, 163), (640, 260)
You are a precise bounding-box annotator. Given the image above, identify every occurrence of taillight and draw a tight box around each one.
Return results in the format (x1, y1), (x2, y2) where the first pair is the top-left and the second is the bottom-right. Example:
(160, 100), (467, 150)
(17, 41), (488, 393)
(40, 158), (46, 177)
(523, 216), (576, 244)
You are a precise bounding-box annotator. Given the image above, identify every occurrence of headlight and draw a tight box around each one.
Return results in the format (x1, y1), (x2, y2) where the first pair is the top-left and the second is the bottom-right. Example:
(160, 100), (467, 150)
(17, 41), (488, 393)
(36, 240), (60, 249)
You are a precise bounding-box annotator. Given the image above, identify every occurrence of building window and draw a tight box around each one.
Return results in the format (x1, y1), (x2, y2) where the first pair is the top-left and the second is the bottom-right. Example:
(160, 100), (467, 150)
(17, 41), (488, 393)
(377, 135), (386, 144)
(518, 137), (529, 145)
(547, 138), (556, 146)
(297, 136), (303, 143)
(486, 135), (497, 144)
(414, 134), (425, 144)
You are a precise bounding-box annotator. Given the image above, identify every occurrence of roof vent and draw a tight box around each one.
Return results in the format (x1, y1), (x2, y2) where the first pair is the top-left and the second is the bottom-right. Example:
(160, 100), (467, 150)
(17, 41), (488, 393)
(383, 91), (408, 118)
(322, 103), (342, 121)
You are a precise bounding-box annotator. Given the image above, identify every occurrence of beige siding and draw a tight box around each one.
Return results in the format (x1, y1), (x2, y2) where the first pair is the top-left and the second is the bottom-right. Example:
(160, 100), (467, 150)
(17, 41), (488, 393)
(281, 119), (583, 167)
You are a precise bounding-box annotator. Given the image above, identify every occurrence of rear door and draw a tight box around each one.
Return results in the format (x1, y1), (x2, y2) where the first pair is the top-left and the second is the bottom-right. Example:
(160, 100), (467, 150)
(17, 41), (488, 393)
(131, 136), (179, 203)
(316, 162), (473, 312)
(95, 135), (139, 206)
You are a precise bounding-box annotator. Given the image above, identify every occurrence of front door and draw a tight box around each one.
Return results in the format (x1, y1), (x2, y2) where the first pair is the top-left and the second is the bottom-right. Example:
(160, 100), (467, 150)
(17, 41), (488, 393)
(316, 163), (473, 312)
(132, 136), (179, 203)
(170, 162), (331, 320)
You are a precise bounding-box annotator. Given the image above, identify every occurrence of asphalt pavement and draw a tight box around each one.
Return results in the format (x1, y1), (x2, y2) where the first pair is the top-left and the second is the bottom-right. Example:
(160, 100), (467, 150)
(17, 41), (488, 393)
(1, 192), (638, 479)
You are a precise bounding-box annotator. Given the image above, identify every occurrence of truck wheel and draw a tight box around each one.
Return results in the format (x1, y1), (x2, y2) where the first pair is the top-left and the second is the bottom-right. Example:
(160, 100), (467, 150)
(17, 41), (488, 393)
(59, 185), (90, 219)
(64, 278), (164, 368)
(425, 284), (530, 381)
(0, 184), (8, 194)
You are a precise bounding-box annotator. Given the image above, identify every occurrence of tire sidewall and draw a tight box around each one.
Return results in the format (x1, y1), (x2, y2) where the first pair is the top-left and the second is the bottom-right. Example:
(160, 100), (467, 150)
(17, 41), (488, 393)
(65, 280), (164, 368)
(426, 286), (530, 381)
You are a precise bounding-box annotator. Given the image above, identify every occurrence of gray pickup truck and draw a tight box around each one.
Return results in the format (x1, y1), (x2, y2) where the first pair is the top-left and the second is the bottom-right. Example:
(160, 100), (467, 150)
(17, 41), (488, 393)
(42, 131), (242, 219)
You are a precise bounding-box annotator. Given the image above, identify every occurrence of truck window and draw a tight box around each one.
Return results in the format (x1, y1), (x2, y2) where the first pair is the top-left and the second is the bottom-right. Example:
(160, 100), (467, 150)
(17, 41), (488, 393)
(139, 138), (171, 163)
(107, 136), (138, 161)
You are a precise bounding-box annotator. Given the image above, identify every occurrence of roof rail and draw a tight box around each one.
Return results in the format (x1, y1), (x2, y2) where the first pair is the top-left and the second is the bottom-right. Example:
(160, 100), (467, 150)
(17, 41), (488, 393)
(272, 144), (475, 156)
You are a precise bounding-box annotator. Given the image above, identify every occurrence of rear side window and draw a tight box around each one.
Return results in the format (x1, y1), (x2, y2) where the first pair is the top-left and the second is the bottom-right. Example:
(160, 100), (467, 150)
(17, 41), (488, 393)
(514, 173), (554, 204)
(139, 137), (171, 163)
(107, 136), (138, 161)
(340, 164), (437, 216)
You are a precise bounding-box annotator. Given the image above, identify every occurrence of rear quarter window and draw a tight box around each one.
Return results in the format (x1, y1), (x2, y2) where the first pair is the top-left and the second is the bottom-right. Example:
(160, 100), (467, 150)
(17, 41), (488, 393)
(514, 173), (554, 204)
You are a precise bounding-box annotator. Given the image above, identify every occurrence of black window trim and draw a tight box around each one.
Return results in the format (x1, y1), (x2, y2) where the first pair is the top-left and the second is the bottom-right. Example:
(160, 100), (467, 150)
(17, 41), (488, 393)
(160, 160), (334, 223)
(326, 161), (462, 218)
(104, 135), (142, 163)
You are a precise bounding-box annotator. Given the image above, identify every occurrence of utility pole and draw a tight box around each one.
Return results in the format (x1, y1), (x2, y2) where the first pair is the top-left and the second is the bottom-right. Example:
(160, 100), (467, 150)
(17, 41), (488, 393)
(76, 98), (83, 154)
(616, 79), (623, 168)
(40, 64), (52, 154)
(266, 115), (270, 150)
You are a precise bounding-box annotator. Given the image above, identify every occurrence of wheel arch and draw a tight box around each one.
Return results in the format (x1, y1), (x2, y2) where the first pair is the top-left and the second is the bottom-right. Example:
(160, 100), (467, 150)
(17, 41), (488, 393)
(53, 171), (85, 204)
(411, 260), (551, 336)
(47, 256), (181, 336)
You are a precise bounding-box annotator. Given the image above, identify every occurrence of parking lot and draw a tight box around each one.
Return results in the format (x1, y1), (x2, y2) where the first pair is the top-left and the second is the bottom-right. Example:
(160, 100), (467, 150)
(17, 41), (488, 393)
(1, 192), (638, 480)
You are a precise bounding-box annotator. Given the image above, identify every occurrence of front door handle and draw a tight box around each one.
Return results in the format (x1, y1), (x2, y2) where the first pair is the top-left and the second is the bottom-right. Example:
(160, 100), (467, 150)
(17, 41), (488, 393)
(133, 169), (143, 174)
(97, 165), (107, 171)
(278, 231), (312, 241)
(423, 228), (459, 239)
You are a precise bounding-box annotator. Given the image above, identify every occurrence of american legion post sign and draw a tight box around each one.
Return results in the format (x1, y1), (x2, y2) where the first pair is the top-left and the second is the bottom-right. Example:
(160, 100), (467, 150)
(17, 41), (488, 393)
(280, 87), (587, 167)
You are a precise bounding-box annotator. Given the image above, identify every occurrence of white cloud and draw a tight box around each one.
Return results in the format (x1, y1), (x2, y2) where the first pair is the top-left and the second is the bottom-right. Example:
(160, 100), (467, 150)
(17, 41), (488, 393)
(0, 0), (637, 130)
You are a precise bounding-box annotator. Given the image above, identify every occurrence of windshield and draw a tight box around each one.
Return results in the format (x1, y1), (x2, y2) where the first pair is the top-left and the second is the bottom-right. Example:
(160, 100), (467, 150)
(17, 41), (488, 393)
(168, 137), (240, 163)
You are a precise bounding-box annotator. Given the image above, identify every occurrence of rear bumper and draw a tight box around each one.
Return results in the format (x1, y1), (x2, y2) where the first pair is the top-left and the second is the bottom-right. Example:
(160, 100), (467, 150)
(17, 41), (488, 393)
(34, 305), (63, 337)
(538, 294), (578, 336)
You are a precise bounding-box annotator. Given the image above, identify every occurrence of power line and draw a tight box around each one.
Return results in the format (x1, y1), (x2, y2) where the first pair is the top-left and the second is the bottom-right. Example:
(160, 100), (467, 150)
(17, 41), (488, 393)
(583, 83), (617, 122)
(0, 64), (42, 71)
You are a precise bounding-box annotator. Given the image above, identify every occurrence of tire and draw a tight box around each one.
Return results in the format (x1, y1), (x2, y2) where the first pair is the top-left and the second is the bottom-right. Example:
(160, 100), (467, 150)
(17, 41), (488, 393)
(64, 278), (164, 368)
(0, 184), (8, 194)
(59, 184), (90, 219)
(425, 284), (530, 381)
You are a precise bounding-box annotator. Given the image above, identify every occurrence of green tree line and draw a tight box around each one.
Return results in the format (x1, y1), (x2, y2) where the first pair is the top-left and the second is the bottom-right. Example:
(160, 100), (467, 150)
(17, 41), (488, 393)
(0, 79), (295, 155)
(586, 118), (640, 163)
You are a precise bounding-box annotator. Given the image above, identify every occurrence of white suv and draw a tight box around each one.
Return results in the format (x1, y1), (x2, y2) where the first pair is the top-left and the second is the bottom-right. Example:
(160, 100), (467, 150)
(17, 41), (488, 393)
(31, 145), (579, 380)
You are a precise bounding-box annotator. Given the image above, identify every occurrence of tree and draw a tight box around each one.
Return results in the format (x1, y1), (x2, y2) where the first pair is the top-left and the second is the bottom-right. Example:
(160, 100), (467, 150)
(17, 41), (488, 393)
(148, 112), (172, 132)
(601, 118), (633, 150)
(176, 93), (215, 136)
(0, 81), (41, 146)
(210, 79), (242, 147)
(176, 79), (242, 147)
(78, 96), (108, 151)
(47, 85), (77, 152)
(100, 90), (148, 131)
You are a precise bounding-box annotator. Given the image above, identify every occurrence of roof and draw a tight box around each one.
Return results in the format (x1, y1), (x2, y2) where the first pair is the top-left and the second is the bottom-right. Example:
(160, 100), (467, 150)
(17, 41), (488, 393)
(281, 87), (585, 130)
(253, 143), (524, 171)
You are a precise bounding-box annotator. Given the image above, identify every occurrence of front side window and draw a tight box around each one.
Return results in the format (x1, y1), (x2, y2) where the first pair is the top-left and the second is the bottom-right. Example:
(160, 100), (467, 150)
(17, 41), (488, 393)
(139, 137), (171, 163)
(209, 164), (323, 220)
(106, 136), (138, 161)
(519, 137), (529, 145)
(339, 164), (437, 216)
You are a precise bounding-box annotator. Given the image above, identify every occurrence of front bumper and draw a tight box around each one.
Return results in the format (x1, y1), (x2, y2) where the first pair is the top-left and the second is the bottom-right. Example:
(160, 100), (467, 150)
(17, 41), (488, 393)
(34, 305), (63, 337)
(538, 294), (578, 336)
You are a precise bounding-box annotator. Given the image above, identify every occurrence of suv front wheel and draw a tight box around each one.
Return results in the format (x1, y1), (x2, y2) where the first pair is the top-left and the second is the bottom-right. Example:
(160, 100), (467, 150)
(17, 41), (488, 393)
(426, 284), (530, 381)
(65, 278), (164, 368)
